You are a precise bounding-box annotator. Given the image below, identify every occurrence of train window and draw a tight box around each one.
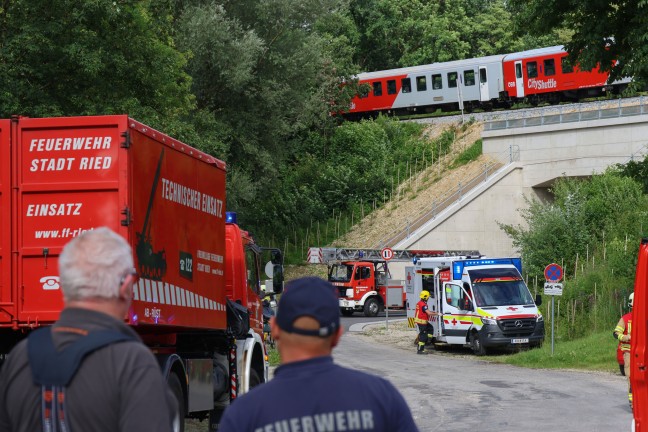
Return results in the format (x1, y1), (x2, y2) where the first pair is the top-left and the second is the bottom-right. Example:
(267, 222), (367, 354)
(526, 61), (538, 78)
(544, 59), (555, 76)
(401, 78), (412, 93)
(561, 56), (574, 74)
(373, 81), (383, 96)
(416, 76), (427, 91)
(432, 74), (442, 90)
(387, 80), (397, 95)
(448, 72), (458, 88)
(515, 63), (522, 79)
(464, 70), (475, 86)
(479, 68), (487, 84)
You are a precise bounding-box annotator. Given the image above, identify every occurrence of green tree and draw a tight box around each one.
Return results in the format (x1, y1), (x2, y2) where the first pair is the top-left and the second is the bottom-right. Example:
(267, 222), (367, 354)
(507, 0), (648, 87)
(500, 172), (648, 278)
(0, 0), (194, 122)
(176, 0), (356, 233)
(616, 154), (648, 194)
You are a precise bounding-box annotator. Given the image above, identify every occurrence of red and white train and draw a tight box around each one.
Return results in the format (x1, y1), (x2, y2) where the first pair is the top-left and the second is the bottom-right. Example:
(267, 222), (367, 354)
(347, 45), (629, 118)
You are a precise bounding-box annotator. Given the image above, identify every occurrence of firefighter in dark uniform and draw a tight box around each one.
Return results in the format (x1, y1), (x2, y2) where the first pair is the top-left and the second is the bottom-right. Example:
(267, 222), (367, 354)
(415, 290), (438, 355)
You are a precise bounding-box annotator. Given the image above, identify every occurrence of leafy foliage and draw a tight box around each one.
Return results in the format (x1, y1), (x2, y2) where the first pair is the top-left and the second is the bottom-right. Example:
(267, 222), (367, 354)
(0, 0), (194, 122)
(346, 0), (561, 71)
(500, 172), (647, 279)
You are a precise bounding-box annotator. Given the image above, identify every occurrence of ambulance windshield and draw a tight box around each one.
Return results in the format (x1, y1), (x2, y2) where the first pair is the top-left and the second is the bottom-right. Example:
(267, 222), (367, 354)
(468, 268), (534, 307)
(329, 264), (353, 283)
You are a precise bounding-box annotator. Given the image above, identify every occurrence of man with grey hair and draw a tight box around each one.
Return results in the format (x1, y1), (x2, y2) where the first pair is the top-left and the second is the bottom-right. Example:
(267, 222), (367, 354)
(0, 227), (176, 432)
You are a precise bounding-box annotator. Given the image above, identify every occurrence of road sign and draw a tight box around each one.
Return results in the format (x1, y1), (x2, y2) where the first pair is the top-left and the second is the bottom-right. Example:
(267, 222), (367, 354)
(307, 247), (323, 264)
(544, 263), (563, 282)
(544, 282), (563, 296)
(381, 247), (394, 261)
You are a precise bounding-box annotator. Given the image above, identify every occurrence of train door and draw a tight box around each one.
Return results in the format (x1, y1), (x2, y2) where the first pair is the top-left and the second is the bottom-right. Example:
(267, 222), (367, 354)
(479, 66), (489, 101)
(515, 61), (524, 98)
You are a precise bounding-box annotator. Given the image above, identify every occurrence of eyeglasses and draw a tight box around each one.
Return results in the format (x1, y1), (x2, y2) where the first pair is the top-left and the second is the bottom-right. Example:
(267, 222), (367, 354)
(120, 268), (139, 286)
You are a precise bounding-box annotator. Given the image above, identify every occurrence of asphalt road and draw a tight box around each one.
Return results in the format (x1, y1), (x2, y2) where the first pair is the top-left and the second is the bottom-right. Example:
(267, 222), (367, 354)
(335, 331), (631, 432)
(340, 310), (406, 330)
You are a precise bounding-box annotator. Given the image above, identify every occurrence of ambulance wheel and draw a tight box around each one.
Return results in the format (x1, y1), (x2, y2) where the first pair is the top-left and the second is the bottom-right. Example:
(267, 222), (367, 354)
(469, 332), (487, 356)
(341, 308), (355, 317)
(168, 373), (185, 432)
(363, 298), (380, 317)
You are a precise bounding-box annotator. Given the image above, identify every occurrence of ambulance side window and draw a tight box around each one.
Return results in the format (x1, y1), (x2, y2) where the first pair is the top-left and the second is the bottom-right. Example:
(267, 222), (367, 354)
(444, 284), (462, 308)
(422, 275), (435, 297)
(460, 282), (473, 310)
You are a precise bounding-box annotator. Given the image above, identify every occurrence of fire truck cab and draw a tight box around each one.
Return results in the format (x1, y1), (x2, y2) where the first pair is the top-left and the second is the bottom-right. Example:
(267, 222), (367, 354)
(329, 259), (402, 317)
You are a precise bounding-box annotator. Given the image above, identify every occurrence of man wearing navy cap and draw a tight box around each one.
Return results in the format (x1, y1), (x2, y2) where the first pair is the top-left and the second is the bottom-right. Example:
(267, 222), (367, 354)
(219, 276), (419, 431)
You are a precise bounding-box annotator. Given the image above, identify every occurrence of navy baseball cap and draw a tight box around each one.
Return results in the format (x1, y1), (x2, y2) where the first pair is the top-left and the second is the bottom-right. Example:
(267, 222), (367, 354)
(276, 277), (340, 337)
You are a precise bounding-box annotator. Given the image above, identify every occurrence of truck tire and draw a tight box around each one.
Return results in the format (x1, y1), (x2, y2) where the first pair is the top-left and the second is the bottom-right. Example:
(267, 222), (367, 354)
(249, 368), (261, 389)
(363, 298), (380, 317)
(341, 308), (354, 317)
(168, 373), (185, 432)
(469, 332), (487, 356)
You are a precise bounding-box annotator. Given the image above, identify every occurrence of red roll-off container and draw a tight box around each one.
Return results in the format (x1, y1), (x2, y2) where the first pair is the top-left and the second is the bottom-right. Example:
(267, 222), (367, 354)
(0, 115), (228, 331)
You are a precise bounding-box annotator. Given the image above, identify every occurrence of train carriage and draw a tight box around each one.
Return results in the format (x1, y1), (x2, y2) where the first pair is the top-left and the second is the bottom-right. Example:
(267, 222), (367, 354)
(348, 54), (506, 117)
(501, 46), (621, 104)
(346, 45), (630, 118)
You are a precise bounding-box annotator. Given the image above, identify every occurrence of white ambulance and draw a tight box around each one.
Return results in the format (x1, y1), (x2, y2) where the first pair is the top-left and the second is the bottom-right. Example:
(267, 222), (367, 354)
(405, 256), (544, 355)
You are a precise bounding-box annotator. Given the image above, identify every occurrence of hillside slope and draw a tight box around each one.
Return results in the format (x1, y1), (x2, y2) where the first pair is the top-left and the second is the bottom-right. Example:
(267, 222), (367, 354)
(286, 120), (495, 279)
(336, 121), (494, 248)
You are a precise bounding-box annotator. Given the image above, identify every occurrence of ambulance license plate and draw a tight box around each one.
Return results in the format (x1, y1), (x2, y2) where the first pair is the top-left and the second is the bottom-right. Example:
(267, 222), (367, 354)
(511, 338), (529, 344)
(341, 300), (349, 307)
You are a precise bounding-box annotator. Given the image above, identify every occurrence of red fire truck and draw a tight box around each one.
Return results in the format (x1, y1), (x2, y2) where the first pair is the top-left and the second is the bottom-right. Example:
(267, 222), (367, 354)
(308, 248), (478, 317)
(0, 115), (283, 431)
(632, 238), (648, 431)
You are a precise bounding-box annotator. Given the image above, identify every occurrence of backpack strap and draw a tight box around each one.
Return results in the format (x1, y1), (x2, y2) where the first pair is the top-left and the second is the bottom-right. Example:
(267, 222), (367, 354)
(27, 326), (137, 432)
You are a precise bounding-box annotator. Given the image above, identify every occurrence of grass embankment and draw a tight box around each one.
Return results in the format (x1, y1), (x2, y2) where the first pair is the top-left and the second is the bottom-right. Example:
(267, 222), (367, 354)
(488, 330), (621, 374)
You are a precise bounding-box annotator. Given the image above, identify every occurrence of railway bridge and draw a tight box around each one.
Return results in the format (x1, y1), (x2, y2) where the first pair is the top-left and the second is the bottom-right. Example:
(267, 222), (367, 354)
(392, 102), (648, 258)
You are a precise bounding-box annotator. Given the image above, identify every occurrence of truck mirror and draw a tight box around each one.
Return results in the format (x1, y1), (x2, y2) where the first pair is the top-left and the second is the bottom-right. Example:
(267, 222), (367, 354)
(535, 294), (542, 306)
(272, 264), (284, 294)
(271, 250), (283, 265)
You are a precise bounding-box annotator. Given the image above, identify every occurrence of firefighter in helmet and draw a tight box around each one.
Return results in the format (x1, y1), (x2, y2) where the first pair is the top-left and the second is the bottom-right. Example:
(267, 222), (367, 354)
(614, 292), (633, 407)
(415, 290), (438, 355)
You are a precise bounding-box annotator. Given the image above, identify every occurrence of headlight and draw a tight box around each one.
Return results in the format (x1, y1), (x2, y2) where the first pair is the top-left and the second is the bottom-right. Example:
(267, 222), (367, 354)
(536, 314), (544, 322)
(345, 289), (353, 298)
(481, 317), (497, 325)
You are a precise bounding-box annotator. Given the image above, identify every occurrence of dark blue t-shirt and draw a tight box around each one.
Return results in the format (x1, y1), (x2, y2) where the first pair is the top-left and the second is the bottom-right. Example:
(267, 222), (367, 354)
(219, 356), (419, 432)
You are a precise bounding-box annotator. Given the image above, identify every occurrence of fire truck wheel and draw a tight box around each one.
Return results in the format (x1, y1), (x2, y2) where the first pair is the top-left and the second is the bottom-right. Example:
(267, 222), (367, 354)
(168, 373), (185, 432)
(341, 308), (355, 317)
(363, 298), (380, 317)
(469, 332), (487, 356)
(249, 369), (261, 389)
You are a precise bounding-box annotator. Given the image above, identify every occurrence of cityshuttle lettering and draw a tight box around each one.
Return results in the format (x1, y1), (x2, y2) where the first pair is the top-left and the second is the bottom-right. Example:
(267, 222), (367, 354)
(26, 203), (82, 217)
(27, 135), (114, 172)
(253, 410), (375, 432)
(161, 178), (223, 218)
(527, 78), (557, 90)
